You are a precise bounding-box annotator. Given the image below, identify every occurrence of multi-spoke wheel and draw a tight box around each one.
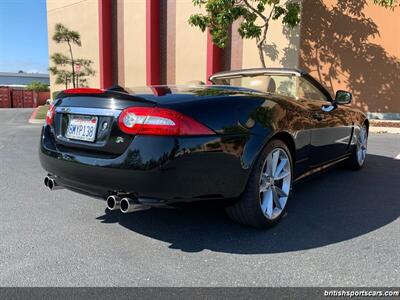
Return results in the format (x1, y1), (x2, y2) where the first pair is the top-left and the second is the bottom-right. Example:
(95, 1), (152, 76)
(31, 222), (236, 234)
(259, 148), (291, 220)
(347, 123), (368, 170)
(225, 139), (293, 228)
(357, 125), (368, 165)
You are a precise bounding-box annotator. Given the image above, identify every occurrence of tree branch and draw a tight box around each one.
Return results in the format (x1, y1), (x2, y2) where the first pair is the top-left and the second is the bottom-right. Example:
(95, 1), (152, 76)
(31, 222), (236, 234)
(256, 4), (275, 47)
(267, 4), (276, 21)
(242, 0), (267, 21)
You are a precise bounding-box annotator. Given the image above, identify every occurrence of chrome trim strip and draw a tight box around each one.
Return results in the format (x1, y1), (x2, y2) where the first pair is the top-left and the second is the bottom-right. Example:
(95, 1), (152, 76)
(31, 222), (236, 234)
(55, 107), (121, 118)
(210, 68), (303, 81)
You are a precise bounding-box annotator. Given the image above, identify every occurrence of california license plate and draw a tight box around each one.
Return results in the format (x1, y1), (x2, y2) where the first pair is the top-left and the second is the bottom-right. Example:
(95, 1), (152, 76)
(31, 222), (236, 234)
(65, 115), (98, 142)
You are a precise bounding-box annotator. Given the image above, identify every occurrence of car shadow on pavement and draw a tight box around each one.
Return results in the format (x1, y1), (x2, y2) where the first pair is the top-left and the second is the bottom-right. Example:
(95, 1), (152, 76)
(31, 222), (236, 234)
(97, 154), (400, 254)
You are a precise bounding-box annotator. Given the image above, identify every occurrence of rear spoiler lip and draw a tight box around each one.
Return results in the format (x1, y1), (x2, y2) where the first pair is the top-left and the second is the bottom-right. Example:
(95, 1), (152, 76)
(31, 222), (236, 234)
(55, 88), (158, 104)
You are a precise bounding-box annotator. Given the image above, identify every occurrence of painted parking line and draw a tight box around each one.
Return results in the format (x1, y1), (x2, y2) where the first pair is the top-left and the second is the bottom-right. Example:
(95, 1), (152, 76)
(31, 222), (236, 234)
(395, 154), (400, 160)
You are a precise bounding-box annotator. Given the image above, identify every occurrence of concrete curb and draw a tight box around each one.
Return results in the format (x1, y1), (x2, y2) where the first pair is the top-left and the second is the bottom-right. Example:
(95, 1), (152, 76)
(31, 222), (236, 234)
(370, 120), (400, 127)
(28, 106), (45, 124)
(370, 126), (400, 134)
(29, 119), (45, 124)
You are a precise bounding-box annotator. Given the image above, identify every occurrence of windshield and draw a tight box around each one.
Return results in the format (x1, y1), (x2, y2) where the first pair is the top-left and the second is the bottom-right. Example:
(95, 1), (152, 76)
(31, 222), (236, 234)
(212, 74), (298, 98)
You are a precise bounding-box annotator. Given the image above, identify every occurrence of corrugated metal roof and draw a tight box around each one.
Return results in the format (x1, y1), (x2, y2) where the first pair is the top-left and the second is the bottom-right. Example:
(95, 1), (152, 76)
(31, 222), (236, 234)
(0, 72), (49, 78)
(0, 72), (50, 86)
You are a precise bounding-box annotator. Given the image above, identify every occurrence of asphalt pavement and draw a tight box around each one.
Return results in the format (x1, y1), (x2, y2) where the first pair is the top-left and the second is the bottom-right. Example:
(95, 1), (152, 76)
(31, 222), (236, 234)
(0, 108), (399, 286)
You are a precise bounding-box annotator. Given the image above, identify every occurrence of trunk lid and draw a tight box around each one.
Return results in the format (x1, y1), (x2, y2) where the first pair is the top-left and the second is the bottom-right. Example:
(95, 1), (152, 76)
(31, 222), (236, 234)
(52, 90), (156, 156)
(50, 85), (254, 155)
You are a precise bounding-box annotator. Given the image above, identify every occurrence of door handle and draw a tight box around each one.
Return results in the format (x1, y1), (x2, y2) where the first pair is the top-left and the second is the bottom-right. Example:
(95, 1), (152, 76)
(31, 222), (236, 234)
(312, 113), (324, 121)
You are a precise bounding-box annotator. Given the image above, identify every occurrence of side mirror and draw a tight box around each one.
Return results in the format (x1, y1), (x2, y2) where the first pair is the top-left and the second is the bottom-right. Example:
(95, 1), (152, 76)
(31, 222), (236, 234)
(335, 90), (352, 105)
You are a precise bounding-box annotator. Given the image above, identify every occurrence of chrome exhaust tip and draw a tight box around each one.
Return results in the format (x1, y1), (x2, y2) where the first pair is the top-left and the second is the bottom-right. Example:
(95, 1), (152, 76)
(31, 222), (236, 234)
(106, 195), (121, 211)
(120, 197), (149, 213)
(47, 177), (63, 191)
(44, 176), (50, 187)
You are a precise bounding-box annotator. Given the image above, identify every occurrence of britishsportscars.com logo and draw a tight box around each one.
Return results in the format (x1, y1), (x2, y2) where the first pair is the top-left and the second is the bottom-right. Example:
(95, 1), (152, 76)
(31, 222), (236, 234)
(324, 289), (399, 298)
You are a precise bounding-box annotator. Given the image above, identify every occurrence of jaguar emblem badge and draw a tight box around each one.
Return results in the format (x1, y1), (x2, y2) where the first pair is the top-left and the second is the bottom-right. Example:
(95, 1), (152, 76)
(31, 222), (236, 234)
(115, 137), (124, 144)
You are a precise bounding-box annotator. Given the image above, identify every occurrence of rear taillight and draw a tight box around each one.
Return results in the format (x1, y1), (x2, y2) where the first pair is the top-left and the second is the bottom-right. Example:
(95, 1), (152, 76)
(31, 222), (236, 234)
(64, 88), (104, 94)
(118, 107), (215, 136)
(46, 103), (56, 126)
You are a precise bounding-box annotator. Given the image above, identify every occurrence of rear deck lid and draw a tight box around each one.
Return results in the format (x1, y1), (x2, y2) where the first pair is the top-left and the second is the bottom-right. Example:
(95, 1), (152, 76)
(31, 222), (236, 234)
(51, 89), (156, 156)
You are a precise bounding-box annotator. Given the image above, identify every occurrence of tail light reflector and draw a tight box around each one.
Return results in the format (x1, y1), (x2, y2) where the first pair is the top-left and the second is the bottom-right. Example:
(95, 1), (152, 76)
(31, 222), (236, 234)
(118, 107), (215, 136)
(46, 103), (56, 126)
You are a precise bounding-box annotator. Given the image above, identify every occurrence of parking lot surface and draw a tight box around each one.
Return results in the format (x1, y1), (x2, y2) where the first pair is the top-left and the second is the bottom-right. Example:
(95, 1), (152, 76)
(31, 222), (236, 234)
(0, 109), (399, 286)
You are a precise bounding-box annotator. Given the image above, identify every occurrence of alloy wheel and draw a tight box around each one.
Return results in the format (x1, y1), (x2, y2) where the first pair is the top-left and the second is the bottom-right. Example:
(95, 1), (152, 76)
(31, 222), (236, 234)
(259, 147), (291, 220)
(357, 126), (368, 165)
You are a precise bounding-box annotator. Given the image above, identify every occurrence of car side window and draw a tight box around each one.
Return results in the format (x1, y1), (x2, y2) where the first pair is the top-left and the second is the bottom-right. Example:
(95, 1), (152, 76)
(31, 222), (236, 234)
(297, 77), (328, 102)
(273, 76), (297, 98)
(239, 75), (298, 98)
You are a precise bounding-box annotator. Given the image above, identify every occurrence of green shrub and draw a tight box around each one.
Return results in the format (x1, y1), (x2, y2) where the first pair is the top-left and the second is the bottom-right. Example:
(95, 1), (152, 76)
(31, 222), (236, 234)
(35, 105), (50, 120)
(52, 90), (61, 99)
(26, 81), (50, 92)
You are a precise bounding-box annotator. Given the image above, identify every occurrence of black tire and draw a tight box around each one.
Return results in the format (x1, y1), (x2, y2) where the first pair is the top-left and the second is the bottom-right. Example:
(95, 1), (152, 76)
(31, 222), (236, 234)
(346, 124), (368, 170)
(225, 139), (293, 228)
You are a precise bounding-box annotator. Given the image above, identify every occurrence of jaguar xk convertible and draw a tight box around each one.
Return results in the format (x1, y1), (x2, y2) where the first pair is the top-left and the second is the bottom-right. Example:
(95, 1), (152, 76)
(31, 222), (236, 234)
(40, 68), (368, 228)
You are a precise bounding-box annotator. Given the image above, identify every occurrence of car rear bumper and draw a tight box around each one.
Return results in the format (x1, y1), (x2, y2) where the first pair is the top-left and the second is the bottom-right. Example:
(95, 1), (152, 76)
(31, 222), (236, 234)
(39, 126), (250, 203)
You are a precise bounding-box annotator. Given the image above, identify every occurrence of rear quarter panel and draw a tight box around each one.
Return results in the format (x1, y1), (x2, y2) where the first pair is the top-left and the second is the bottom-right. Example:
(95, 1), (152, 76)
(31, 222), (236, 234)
(160, 92), (311, 179)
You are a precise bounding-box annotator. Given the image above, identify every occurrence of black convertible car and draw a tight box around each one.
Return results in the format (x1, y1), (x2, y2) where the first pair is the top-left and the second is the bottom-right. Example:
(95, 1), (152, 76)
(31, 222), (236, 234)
(40, 68), (368, 228)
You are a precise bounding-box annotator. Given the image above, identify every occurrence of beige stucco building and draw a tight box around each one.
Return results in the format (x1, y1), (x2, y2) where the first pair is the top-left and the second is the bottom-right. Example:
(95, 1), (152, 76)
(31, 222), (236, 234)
(46, 0), (400, 114)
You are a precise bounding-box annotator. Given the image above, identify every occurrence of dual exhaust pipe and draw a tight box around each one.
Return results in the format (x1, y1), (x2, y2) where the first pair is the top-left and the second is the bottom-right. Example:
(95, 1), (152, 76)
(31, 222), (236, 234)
(107, 195), (148, 213)
(44, 175), (63, 191)
(44, 175), (145, 213)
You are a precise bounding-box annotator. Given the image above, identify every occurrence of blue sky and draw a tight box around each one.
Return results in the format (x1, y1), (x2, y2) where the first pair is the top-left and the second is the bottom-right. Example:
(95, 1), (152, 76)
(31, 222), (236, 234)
(0, 0), (48, 74)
